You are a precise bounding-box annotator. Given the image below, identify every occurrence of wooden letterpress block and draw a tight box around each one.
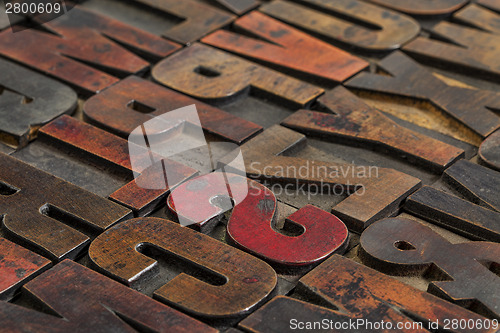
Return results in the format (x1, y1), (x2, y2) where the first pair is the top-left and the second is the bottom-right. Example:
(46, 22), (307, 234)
(455, 4), (500, 34)
(38, 115), (198, 216)
(405, 186), (500, 242)
(152, 43), (324, 108)
(0, 260), (215, 332)
(219, 125), (421, 233)
(135, 0), (235, 44)
(403, 19), (500, 81)
(240, 255), (495, 332)
(0, 6), (180, 93)
(202, 11), (368, 83)
(0, 153), (132, 261)
(211, 0), (260, 15)
(259, 0), (420, 51)
(0, 59), (77, 148)
(168, 172), (349, 266)
(364, 0), (468, 16)
(89, 217), (277, 320)
(282, 86), (465, 173)
(480, 130), (500, 171)
(0, 238), (51, 301)
(360, 217), (500, 318)
(346, 52), (500, 139)
(83, 75), (262, 144)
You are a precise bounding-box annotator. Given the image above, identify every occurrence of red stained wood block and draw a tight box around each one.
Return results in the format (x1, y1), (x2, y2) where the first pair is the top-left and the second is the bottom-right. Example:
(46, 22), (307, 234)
(39, 115), (197, 216)
(202, 11), (368, 83)
(83, 75), (261, 144)
(364, 0), (468, 16)
(0, 6), (180, 94)
(0, 260), (216, 332)
(346, 51), (500, 139)
(239, 255), (496, 332)
(135, 0), (235, 44)
(403, 20), (500, 81)
(168, 172), (349, 266)
(219, 125), (421, 233)
(89, 217), (277, 320)
(152, 43), (324, 108)
(0, 58), (77, 148)
(479, 130), (500, 171)
(0, 153), (132, 261)
(259, 0), (420, 51)
(0, 238), (51, 301)
(360, 217), (500, 318)
(282, 86), (464, 173)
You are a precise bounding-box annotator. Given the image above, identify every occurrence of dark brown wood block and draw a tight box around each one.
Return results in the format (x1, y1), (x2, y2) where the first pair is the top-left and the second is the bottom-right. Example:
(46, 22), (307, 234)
(0, 238), (51, 301)
(443, 160), (500, 211)
(346, 52), (500, 139)
(0, 153), (132, 261)
(89, 217), (277, 319)
(359, 217), (500, 318)
(220, 125), (421, 233)
(403, 21), (500, 81)
(39, 115), (198, 216)
(0, 260), (216, 332)
(83, 75), (262, 144)
(202, 11), (368, 83)
(478, 0), (500, 12)
(168, 172), (349, 265)
(479, 130), (500, 171)
(0, 6), (180, 94)
(135, 0), (235, 44)
(213, 0), (259, 14)
(405, 186), (500, 242)
(282, 86), (464, 173)
(364, 0), (468, 16)
(241, 255), (496, 332)
(259, 0), (420, 51)
(0, 58), (77, 148)
(455, 4), (500, 34)
(152, 43), (324, 108)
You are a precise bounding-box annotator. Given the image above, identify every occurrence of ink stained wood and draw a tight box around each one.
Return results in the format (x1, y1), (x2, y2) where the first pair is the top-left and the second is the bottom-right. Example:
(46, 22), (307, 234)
(220, 125), (421, 233)
(83, 75), (262, 144)
(202, 11), (368, 83)
(346, 51), (500, 139)
(0, 153), (132, 261)
(403, 21), (500, 80)
(259, 0), (420, 51)
(0, 260), (216, 332)
(455, 4), (500, 34)
(135, 0), (235, 44)
(0, 6), (180, 94)
(39, 115), (198, 216)
(405, 186), (500, 242)
(0, 58), (77, 148)
(152, 43), (324, 108)
(479, 130), (500, 171)
(364, 0), (468, 16)
(443, 159), (500, 211)
(212, 0), (260, 15)
(0, 238), (51, 301)
(359, 217), (500, 318)
(168, 172), (349, 266)
(240, 255), (495, 332)
(89, 217), (277, 319)
(282, 86), (464, 173)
